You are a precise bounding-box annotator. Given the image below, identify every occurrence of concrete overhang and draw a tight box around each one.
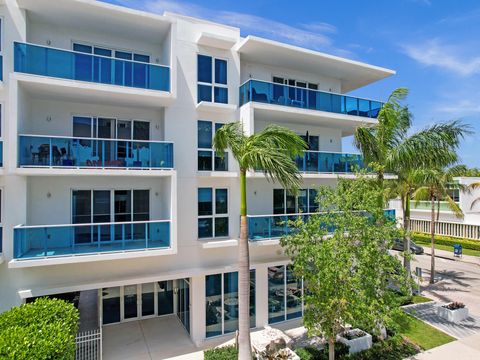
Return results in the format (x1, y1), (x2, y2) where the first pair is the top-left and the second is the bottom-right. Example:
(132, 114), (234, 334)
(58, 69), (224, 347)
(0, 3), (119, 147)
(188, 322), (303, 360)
(236, 36), (395, 92)
(17, 0), (172, 44)
(196, 32), (237, 50)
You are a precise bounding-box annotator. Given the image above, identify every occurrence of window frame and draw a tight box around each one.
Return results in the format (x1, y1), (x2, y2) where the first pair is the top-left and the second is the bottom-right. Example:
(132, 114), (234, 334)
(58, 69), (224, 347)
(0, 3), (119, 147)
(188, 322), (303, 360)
(72, 115), (151, 140)
(197, 187), (229, 239)
(197, 120), (229, 172)
(197, 54), (229, 104)
(273, 188), (318, 214)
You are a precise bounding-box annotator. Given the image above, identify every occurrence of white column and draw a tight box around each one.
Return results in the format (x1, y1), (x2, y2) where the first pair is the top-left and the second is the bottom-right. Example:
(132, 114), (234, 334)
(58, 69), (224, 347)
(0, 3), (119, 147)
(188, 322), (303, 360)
(189, 274), (206, 346)
(255, 265), (269, 328)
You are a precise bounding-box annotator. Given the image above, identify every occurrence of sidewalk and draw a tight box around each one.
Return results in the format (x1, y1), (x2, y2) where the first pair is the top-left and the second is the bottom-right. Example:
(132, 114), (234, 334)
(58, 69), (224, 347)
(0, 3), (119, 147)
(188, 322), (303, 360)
(408, 333), (480, 360)
(422, 246), (480, 266)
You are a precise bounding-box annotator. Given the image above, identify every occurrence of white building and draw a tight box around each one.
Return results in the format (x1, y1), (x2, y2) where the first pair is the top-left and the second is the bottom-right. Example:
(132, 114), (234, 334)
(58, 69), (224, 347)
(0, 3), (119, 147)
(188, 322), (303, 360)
(0, 0), (394, 346)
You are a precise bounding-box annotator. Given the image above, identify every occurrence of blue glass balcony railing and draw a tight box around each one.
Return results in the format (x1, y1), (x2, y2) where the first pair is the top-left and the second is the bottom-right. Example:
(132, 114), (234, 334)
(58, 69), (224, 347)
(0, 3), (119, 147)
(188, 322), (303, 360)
(13, 220), (171, 260)
(0, 140), (3, 167)
(296, 151), (364, 173)
(14, 42), (170, 92)
(0, 55), (3, 81)
(248, 209), (396, 241)
(18, 135), (174, 169)
(239, 79), (382, 118)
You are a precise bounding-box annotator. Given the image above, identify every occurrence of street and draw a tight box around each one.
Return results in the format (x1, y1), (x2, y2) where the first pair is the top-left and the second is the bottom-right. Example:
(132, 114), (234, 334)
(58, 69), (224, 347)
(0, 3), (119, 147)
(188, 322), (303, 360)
(405, 252), (480, 316)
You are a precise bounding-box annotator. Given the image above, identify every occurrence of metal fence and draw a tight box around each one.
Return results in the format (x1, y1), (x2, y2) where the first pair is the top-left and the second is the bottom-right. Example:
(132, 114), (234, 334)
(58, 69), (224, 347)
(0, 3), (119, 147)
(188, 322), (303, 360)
(75, 328), (102, 360)
(410, 219), (480, 240)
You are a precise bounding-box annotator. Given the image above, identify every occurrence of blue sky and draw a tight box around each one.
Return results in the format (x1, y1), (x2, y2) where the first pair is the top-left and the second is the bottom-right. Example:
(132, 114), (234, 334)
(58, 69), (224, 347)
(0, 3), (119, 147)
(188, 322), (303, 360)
(104, 0), (480, 167)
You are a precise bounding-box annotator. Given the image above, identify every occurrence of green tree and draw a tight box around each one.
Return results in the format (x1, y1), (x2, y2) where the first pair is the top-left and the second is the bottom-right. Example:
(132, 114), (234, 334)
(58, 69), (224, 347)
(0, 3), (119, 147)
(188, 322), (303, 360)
(213, 122), (305, 359)
(412, 165), (467, 283)
(281, 176), (410, 360)
(355, 87), (470, 275)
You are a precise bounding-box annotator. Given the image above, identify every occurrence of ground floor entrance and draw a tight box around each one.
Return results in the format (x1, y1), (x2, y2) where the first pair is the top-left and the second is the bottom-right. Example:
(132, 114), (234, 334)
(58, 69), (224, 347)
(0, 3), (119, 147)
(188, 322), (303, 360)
(100, 278), (190, 333)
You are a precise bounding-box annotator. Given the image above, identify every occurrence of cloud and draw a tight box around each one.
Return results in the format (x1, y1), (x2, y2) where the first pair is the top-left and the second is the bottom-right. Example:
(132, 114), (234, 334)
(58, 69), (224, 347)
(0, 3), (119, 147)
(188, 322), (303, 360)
(401, 39), (480, 76)
(435, 98), (480, 116)
(111, 0), (352, 57)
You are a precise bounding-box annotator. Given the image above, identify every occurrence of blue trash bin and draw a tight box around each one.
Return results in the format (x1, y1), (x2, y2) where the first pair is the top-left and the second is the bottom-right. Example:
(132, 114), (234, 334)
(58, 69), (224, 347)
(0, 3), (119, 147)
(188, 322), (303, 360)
(453, 244), (462, 257)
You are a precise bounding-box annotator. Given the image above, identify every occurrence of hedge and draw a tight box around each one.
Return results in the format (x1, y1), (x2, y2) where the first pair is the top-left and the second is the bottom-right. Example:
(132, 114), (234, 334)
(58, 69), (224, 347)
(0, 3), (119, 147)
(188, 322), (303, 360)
(412, 232), (480, 251)
(0, 297), (79, 360)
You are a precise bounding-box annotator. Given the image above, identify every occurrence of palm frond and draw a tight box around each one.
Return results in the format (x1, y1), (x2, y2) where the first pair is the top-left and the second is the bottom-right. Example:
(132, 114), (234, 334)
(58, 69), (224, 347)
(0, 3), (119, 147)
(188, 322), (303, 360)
(213, 122), (245, 162)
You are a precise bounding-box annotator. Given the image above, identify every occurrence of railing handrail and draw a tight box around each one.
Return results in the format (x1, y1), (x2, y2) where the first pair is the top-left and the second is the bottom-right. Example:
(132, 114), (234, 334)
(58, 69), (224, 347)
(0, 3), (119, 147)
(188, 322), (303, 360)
(247, 209), (395, 218)
(302, 149), (362, 156)
(239, 78), (383, 104)
(18, 133), (174, 145)
(14, 219), (170, 230)
(14, 41), (170, 69)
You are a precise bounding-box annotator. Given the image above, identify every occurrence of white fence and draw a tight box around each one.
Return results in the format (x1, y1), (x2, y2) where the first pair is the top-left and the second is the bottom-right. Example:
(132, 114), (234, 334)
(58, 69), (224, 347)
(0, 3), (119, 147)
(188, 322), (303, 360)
(75, 328), (102, 360)
(410, 219), (480, 240)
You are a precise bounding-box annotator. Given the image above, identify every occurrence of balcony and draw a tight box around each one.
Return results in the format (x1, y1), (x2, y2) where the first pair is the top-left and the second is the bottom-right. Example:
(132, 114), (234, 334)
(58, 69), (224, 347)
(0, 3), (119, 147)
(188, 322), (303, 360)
(296, 151), (364, 173)
(13, 220), (171, 260)
(248, 209), (396, 241)
(14, 42), (170, 92)
(18, 135), (173, 170)
(239, 79), (382, 118)
(412, 201), (455, 212)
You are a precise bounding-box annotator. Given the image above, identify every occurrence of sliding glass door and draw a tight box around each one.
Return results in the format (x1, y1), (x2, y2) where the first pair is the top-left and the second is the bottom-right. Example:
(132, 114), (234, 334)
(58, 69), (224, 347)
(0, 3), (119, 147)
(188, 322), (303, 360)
(176, 279), (190, 333)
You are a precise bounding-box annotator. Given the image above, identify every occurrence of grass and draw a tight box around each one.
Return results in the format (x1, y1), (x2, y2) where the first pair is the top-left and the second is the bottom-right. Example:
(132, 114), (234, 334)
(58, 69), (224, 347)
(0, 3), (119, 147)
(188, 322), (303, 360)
(414, 239), (480, 257)
(394, 313), (455, 350)
(411, 295), (433, 304)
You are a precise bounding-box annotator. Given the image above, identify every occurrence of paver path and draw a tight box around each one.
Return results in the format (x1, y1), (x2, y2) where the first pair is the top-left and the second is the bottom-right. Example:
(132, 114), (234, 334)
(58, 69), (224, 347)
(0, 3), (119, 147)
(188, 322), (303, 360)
(403, 302), (480, 339)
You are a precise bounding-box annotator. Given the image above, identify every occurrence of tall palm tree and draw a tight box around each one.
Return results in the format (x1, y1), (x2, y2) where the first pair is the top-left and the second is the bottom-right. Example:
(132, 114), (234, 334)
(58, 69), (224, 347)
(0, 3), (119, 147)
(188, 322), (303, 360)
(213, 123), (305, 359)
(412, 165), (467, 283)
(355, 87), (470, 274)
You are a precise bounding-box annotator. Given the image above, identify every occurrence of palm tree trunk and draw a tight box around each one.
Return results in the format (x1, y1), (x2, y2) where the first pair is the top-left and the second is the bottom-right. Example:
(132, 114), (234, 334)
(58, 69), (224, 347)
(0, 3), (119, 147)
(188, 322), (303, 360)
(403, 193), (412, 280)
(328, 337), (335, 360)
(430, 192), (436, 284)
(238, 169), (251, 360)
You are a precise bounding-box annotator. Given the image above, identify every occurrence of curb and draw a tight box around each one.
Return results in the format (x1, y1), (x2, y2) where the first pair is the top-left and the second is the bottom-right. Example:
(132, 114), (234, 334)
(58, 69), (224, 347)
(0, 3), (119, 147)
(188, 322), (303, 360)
(422, 252), (480, 266)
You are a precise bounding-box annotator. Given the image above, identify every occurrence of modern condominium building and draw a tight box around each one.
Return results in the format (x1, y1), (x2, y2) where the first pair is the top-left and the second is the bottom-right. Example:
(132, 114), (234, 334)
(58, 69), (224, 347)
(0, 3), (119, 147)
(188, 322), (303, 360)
(0, 0), (394, 346)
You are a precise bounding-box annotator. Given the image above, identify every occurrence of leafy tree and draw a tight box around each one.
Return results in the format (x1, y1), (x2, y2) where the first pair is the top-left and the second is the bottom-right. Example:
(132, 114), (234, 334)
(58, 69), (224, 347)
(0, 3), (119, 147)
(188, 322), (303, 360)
(355, 87), (470, 276)
(213, 122), (305, 359)
(281, 176), (410, 360)
(412, 165), (467, 283)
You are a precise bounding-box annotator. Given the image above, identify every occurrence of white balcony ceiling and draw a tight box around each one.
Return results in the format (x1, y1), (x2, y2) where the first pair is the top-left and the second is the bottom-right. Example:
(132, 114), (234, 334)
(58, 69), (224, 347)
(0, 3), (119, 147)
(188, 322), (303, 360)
(236, 36), (395, 93)
(18, 0), (171, 44)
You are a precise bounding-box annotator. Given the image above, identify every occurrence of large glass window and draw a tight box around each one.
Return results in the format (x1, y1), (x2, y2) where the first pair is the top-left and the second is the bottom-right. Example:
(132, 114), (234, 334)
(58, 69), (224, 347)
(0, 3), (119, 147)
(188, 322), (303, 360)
(197, 121), (228, 171)
(102, 287), (121, 325)
(273, 188), (319, 214)
(197, 55), (228, 104)
(268, 265), (303, 324)
(198, 188), (229, 239)
(206, 270), (256, 338)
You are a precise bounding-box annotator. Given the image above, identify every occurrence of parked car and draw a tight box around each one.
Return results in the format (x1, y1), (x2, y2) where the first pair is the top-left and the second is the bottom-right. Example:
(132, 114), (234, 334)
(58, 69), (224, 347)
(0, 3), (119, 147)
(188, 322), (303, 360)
(392, 238), (424, 254)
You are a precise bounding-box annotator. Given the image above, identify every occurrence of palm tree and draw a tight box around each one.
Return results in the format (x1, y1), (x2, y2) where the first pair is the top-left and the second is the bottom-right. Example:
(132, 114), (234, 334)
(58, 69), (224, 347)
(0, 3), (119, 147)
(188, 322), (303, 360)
(355, 87), (470, 274)
(412, 165), (467, 283)
(213, 122), (305, 359)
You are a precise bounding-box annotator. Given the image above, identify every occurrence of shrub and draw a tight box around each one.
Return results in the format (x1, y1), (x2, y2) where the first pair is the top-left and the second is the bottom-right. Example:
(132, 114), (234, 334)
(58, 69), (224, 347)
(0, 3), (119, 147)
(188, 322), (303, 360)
(412, 232), (480, 251)
(204, 345), (239, 360)
(0, 297), (79, 360)
(295, 342), (349, 360)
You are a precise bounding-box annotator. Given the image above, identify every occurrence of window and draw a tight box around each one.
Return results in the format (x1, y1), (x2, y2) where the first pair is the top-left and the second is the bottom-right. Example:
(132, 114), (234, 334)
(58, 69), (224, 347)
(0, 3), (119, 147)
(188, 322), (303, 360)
(206, 270), (255, 337)
(273, 188), (318, 214)
(198, 188), (229, 239)
(197, 121), (228, 171)
(268, 265), (303, 324)
(72, 189), (150, 244)
(197, 55), (228, 104)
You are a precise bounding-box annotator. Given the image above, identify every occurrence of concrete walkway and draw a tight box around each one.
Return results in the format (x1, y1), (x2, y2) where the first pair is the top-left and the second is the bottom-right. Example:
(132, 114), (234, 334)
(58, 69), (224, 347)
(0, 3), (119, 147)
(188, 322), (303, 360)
(403, 302), (480, 339)
(408, 333), (480, 359)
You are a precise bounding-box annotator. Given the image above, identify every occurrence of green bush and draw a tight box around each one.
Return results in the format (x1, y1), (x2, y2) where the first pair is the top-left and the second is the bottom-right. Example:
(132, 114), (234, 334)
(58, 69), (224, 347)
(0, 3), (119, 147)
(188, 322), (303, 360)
(295, 342), (349, 360)
(412, 232), (480, 251)
(295, 336), (418, 360)
(204, 345), (239, 360)
(0, 297), (79, 360)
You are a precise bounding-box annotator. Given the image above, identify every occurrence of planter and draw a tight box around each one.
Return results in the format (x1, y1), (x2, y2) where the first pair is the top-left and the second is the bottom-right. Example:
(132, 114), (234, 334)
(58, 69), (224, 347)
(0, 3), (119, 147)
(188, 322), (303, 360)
(337, 329), (372, 354)
(437, 303), (469, 323)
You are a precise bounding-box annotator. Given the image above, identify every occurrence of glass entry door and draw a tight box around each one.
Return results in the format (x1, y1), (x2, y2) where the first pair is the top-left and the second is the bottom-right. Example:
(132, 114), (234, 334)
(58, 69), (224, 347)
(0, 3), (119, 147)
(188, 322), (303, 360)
(176, 278), (190, 333)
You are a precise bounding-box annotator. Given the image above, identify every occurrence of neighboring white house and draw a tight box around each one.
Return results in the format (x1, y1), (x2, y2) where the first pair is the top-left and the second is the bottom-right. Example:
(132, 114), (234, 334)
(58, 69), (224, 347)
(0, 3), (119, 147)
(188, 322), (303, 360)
(390, 177), (480, 240)
(0, 0), (394, 345)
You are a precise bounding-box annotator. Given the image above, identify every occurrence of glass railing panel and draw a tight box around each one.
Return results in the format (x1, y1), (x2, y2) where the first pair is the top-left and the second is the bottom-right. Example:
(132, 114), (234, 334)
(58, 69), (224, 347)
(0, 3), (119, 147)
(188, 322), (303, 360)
(18, 135), (174, 169)
(296, 151), (364, 173)
(239, 80), (382, 119)
(13, 220), (171, 260)
(0, 141), (3, 167)
(0, 55), (3, 81)
(14, 42), (170, 92)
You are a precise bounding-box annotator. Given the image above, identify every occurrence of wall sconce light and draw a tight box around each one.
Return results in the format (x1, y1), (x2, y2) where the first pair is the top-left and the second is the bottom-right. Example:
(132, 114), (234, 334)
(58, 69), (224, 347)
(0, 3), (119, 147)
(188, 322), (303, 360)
(46, 192), (52, 198)
(174, 287), (179, 294)
(254, 190), (257, 195)
(155, 192), (159, 197)
(155, 122), (160, 130)
(155, 58), (160, 63)
(46, 116), (52, 122)
(46, 40), (51, 46)
(330, 139), (333, 143)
